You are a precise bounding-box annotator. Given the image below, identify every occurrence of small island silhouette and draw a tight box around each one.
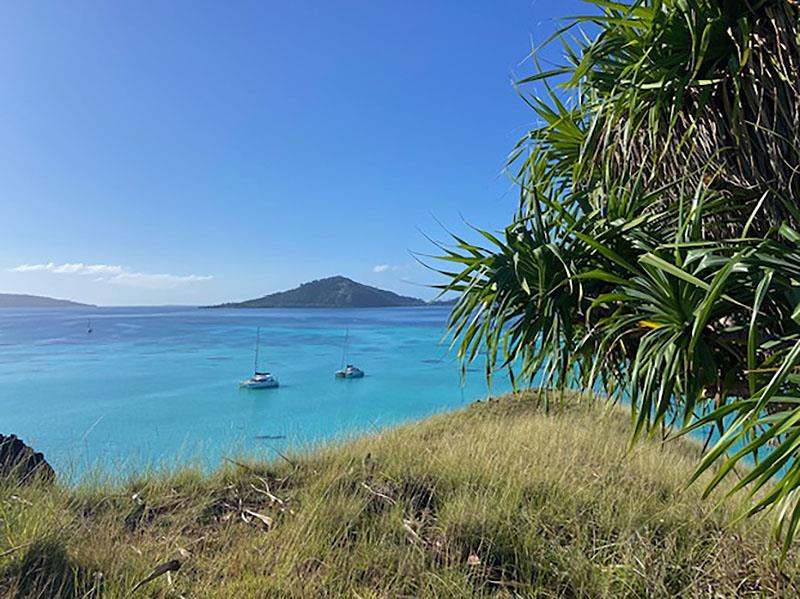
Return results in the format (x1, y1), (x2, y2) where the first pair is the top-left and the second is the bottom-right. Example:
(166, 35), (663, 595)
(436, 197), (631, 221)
(0, 293), (95, 309)
(206, 275), (451, 309)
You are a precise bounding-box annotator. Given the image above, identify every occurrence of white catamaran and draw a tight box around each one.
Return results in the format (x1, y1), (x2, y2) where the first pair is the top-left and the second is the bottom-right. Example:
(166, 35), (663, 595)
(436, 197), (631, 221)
(240, 327), (279, 389)
(335, 328), (364, 379)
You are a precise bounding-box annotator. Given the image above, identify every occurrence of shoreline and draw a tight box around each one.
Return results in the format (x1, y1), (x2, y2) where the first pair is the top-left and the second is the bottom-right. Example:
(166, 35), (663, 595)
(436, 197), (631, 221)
(2, 392), (796, 597)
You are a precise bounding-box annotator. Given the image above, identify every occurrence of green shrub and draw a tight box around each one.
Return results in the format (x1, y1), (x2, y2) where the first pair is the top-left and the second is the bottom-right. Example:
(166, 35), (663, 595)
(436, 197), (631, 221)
(438, 0), (800, 552)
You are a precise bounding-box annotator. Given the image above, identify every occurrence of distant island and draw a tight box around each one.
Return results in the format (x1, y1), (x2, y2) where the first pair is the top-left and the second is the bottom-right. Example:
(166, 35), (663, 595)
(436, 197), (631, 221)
(207, 276), (447, 309)
(0, 293), (95, 309)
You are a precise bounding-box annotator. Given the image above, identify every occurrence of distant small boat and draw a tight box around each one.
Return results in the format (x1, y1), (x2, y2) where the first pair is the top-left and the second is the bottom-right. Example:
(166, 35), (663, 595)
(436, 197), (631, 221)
(335, 328), (364, 379)
(335, 364), (364, 379)
(241, 371), (279, 389)
(240, 327), (279, 389)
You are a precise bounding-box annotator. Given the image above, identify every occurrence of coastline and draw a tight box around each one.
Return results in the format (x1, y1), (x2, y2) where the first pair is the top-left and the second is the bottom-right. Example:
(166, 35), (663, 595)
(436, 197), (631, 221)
(2, 393), (795, 597)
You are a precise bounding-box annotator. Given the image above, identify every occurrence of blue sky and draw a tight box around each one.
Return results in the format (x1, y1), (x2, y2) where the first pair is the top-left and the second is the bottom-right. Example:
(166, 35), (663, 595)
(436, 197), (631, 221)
(0, 0), (587, 305)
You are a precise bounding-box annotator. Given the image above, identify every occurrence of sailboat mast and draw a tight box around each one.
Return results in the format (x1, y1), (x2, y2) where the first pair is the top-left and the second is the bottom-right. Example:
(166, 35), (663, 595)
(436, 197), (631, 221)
(341, 328), (349, 368)
(254, 327), (260, 373)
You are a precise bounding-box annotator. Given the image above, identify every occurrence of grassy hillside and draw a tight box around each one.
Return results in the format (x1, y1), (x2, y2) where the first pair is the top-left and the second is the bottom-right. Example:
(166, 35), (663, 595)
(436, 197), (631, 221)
(2, 394), (797, 597)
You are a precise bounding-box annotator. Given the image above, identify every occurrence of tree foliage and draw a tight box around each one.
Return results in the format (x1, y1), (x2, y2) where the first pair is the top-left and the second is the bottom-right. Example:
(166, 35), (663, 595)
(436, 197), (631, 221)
(438, 0), (800, 552)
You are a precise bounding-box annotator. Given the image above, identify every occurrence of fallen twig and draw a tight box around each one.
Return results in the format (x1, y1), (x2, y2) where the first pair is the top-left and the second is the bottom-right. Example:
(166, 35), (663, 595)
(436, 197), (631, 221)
(250, 481), (286, 506)
(242, 508), (273, 528)
(0, 541), (33, 559)
(361, 481), (397, 505)
(128, 559), (181, 596)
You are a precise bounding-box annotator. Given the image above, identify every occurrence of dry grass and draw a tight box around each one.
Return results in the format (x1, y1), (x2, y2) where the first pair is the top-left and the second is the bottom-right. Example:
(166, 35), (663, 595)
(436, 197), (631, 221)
(1, 393), (798, 597)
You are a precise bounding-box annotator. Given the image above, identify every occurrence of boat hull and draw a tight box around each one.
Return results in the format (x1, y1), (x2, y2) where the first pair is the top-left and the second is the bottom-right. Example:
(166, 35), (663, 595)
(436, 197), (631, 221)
(335, 368), (364, 379)
(240, 379), (279, 389)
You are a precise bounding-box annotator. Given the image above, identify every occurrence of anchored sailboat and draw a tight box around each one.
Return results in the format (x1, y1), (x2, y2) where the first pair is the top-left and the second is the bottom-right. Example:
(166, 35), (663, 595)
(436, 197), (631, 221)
(335, 328), (364, 379)
(240, 327), (279, 389)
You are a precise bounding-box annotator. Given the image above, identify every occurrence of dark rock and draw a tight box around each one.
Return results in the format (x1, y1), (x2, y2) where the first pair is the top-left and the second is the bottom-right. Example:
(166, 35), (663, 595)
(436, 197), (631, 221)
(0, 435), (55, 484)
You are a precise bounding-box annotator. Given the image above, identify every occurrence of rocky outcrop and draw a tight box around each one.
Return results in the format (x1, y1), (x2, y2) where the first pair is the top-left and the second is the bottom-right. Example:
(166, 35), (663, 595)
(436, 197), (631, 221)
(0, 435), (55, 484)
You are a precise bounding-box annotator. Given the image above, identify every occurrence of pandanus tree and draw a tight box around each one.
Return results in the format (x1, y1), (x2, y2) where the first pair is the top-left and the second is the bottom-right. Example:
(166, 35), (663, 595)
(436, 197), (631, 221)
(438, 0), (800, 552)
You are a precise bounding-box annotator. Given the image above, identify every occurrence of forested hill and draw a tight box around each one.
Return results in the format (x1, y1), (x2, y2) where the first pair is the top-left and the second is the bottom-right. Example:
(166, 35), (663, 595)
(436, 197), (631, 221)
(208, 276), (427, 308)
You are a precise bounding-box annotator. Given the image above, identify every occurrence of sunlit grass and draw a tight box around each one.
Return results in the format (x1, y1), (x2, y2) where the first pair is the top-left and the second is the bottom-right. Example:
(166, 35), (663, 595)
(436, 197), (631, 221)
(1, 393), (796, 597)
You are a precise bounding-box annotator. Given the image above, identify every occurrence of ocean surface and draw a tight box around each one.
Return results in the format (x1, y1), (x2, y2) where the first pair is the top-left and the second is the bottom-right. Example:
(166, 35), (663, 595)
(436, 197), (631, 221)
(0, 306), (508, 479)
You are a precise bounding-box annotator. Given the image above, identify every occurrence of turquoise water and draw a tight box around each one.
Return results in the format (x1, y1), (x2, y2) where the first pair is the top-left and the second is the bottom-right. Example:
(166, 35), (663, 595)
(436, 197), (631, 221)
(0, 306), (507, 479)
